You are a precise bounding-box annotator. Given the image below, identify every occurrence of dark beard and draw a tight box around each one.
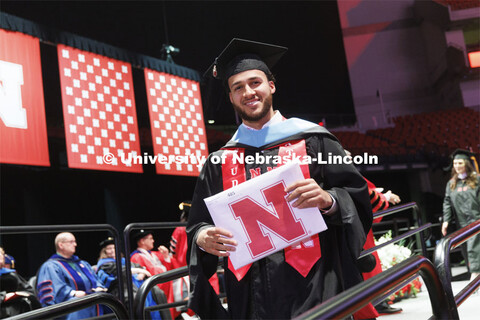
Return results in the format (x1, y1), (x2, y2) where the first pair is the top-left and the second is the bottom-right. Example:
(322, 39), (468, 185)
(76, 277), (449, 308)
(232, 94), (273, 122)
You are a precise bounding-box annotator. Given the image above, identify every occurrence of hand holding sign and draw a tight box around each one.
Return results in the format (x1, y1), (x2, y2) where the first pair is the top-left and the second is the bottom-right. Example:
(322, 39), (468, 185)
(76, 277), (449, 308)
(285, 178), (333, 209)
(196, 226), (237, 257)
(204, 162), (327, 269)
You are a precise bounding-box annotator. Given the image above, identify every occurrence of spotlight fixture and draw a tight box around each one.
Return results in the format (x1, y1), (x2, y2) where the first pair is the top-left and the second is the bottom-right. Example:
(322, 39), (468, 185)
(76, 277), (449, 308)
(160, 44), (180, 64)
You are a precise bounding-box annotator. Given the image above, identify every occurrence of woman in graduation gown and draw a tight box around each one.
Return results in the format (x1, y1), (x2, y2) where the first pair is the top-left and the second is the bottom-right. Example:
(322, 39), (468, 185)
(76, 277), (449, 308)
(442, 149), (480, 281)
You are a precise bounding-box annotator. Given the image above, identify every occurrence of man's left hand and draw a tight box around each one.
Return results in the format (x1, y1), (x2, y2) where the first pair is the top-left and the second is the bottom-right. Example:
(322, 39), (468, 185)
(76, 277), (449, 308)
(285, 178), (333, 210)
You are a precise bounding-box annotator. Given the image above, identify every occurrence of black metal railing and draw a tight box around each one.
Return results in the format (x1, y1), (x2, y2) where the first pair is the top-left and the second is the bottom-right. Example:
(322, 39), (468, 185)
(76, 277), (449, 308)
(372, 202), (428, 257)
(372, 202), (418, 220)
(359, 222), (434, 308)
(134, 259), (225, 319)
(134, 267), (187, 320)
(360, 223), (432, 258)
(454, 273), (480, 307)
(5, 292), (128, 320)
(0, 224), (125, 305)
(433, 219), (480, 319)
(123, 222), (186, 318)
(293, 255), (455, 320)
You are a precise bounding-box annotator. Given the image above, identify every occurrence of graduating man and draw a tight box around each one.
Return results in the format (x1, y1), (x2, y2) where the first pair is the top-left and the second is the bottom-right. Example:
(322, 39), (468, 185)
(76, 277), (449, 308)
(187, 39), (373, 319)
(36, 232), (105, 320)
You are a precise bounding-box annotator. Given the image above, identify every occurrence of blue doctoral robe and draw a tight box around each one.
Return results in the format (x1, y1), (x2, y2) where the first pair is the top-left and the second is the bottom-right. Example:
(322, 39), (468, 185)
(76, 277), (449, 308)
(37, 254), (103, 320)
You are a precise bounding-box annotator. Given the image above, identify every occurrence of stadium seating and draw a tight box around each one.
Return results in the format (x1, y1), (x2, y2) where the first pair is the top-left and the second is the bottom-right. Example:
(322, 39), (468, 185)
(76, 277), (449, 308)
(434, 0), (480, 11)
(332, 107), (479, 166)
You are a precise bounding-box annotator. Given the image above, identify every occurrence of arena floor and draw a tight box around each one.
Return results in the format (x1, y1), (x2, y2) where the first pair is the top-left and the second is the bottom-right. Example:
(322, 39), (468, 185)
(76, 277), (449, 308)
(383, 266), (479, 319)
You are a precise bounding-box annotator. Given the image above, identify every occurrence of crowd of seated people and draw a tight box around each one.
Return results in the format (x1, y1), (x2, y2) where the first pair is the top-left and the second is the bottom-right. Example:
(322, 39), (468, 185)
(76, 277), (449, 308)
(3, 226), (199, 320)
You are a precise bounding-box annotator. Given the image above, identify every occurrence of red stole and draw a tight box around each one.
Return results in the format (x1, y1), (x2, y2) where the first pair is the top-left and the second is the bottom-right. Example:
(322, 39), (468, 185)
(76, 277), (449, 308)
(221, 140), (322, 281)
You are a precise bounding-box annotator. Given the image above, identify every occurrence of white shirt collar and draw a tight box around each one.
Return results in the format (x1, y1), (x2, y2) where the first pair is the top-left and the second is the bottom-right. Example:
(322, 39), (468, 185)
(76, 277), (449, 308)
(241, 110), (284, 131)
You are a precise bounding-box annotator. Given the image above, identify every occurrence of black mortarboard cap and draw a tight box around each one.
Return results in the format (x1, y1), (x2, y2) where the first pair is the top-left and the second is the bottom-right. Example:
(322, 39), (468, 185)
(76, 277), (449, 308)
(451, 149), (474, 161)
(99, 237), (115, 249)
(205, 38), (287, 82)
(133, 229), (153, 242)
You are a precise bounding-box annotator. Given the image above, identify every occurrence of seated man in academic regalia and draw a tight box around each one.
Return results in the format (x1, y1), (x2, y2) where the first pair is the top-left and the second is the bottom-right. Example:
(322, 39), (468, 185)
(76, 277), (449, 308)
(36, 232), (106, 320)
(131, 229), (178, 317)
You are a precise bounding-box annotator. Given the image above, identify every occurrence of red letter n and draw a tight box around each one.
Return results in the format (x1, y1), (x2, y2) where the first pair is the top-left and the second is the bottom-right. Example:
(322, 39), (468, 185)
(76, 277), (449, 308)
(229, 181), (306, 258)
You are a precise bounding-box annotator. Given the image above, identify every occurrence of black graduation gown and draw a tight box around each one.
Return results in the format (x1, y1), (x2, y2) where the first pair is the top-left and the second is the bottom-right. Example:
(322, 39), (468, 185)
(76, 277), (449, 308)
(187, 126), (372, 319)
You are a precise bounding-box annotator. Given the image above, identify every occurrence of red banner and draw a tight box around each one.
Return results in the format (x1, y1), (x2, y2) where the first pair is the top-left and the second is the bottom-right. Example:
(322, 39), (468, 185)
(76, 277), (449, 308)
(0, 29), (50, 166)
(144, 70), (208, 176)
(57, 45), (142, 172)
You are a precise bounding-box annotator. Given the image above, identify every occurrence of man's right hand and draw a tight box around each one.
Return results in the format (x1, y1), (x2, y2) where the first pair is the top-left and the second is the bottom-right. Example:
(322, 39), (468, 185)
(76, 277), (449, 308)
(196, 227), (237, 257)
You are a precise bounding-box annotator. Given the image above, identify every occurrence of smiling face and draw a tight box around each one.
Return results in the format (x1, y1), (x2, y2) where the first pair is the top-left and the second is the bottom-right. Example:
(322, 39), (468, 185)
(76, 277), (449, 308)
(105, 244), (115, 259)
(228, 69), (276, 129)
(453, 159), (466, 175)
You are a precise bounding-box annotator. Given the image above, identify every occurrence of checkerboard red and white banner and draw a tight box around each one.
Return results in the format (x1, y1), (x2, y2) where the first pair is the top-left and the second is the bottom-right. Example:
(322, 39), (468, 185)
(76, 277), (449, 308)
(0, 29), (50, 166)
(144, 69), (208, 176)
(57, 44), (142, 172)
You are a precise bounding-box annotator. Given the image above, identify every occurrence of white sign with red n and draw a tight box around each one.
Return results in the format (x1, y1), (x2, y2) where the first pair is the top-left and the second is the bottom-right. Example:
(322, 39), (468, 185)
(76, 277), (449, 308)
(204, 162), (327, 269)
